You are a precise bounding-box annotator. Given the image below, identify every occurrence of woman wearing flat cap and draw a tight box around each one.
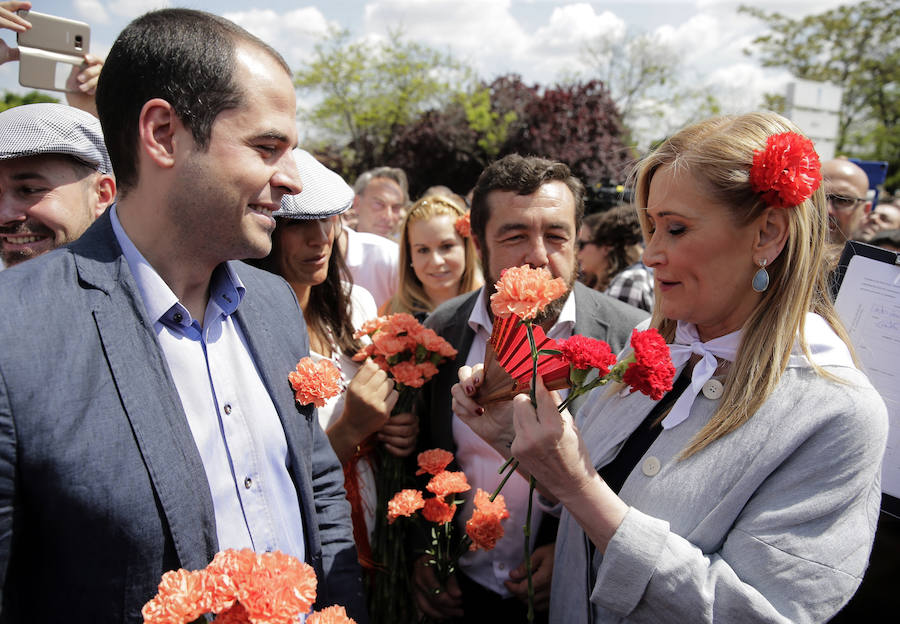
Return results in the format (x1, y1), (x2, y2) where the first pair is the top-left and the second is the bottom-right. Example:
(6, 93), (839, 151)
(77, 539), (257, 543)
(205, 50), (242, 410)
(251, 149), (418, 567)
(452, 112), (888, 623)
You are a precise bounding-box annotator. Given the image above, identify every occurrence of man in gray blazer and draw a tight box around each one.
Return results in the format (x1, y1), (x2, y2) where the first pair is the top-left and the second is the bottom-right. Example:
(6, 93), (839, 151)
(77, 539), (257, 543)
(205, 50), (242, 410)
(411, 155), (647, 623)
(0, 9), (365, 623)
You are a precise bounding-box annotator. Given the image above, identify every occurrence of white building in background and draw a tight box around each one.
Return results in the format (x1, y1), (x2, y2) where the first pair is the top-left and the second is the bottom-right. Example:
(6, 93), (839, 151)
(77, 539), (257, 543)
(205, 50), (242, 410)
(784, 79), (843, 161)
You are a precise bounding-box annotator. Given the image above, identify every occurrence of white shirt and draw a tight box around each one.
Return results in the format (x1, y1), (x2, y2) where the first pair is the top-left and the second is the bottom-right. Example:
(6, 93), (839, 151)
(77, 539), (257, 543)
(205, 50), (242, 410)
(343, 227), (399, 309)
(452, 287), (576, 596)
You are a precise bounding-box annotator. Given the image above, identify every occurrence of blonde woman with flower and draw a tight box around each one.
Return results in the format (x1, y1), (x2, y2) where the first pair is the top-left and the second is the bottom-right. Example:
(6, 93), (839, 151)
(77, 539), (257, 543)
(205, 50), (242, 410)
(383, 195), (482, 319)
(452, 113), (888, 623)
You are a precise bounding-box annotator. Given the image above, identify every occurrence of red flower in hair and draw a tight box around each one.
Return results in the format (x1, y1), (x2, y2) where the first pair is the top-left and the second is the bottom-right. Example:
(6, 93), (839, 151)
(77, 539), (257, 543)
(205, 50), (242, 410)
(455, 212), (471, 238)
(557, 335), (617, 374)
(749, 132), (822, 209)
(622, 328), (676, 401)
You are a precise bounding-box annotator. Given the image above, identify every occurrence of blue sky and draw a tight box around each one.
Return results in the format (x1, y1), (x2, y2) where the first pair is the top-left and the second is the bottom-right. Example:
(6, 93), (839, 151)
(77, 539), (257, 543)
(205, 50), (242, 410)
(1, 0), (859, 142)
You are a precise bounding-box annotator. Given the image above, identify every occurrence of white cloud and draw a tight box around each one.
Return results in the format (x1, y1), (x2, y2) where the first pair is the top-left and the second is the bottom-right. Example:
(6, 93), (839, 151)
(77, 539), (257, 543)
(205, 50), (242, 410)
(362, 0), (528, 81)
(222, 7), (337, 72)
(107, 0), (170, 19)
(74, 0), (110, 25)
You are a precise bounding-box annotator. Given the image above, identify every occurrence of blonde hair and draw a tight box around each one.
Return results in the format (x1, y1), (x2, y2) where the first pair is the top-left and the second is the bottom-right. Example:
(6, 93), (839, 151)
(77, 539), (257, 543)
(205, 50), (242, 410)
(631, 111), (854, 459)
(388, 195), (481, 316)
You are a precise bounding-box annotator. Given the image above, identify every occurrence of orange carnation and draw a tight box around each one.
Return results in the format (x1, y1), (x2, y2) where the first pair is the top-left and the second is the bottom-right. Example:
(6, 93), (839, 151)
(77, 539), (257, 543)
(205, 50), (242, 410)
(308, 605), (357, 624)
(390, 360), (425, 388)
(142, 568), (211, 624)
(422, 497), (457, 524)
(465, 489), (510, 551)
(288, 357), (343, 408)
(387, 488), (426, 523)
(490, 265), (568, 321)
(420, 327), (458, 358)
(416, 449), (454, 476)
(426, 470), (471, 498)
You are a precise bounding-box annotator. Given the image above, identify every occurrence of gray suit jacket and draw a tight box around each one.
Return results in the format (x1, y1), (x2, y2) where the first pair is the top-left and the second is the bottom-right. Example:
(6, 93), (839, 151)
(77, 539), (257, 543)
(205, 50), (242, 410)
(553, 362), (888, 623)
(0, 212), (365, 622)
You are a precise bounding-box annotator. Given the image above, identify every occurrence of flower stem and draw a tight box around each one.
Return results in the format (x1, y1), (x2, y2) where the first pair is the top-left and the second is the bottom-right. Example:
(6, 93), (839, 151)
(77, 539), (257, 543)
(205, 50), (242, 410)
(490, 459), (520, 502)
(524, 475), (536, 623)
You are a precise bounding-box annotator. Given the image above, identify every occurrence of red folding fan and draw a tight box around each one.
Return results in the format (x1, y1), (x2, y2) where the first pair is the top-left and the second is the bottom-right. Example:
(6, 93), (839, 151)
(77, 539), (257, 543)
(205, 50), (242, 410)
(474, 314), (571, 405)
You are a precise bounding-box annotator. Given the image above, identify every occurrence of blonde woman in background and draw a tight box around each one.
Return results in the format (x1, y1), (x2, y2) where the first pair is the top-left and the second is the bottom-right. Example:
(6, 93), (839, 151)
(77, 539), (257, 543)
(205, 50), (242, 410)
(384, 195), (482, 319)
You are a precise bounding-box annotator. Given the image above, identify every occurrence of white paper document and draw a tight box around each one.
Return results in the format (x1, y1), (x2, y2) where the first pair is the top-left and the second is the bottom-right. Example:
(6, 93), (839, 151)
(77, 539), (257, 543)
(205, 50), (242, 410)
(834, 254), (900, 500)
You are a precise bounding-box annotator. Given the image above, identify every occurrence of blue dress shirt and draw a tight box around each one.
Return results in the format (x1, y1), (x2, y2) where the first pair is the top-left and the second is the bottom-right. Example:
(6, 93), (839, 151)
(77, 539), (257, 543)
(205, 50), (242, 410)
(110, 206), (306, 564)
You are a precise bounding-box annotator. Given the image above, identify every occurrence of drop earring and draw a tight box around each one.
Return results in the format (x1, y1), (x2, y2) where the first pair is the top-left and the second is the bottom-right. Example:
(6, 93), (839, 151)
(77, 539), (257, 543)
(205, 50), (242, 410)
(752, 258), (769, 292)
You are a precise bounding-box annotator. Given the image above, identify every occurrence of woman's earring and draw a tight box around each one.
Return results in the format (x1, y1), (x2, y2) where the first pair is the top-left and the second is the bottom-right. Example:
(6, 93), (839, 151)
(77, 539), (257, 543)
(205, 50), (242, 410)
(752, 258), (769, 293)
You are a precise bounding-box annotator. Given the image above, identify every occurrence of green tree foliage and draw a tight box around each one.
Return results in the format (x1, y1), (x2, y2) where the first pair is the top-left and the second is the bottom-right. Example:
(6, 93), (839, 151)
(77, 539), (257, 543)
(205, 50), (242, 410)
(386, 75), (631, 199)
(580, 30), (721, 148)
(294, 28), (471, 174)
(0, 90), (58, 112)
(740, 0), (900, 189)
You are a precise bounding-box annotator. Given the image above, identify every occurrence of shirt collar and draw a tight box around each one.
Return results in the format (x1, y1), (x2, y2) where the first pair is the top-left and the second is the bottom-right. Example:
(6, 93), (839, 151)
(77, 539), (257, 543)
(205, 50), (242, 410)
(109, 204), (245, 327)
(467, 285), (577, 339)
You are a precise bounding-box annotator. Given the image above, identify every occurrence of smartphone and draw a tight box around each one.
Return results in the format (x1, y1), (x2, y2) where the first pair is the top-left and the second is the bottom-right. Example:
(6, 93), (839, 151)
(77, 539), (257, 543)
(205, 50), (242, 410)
(15, 10), (91, 93)
(16, 10), (90, 56)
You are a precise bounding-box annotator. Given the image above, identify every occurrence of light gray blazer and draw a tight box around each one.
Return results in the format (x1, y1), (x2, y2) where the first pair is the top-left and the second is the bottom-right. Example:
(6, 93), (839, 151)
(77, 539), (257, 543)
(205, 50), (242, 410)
(552, 361), (888, 623)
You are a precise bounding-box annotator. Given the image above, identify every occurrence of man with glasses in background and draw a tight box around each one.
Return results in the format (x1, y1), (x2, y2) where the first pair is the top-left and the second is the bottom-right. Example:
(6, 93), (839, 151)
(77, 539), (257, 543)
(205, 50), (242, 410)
(821, 158), (872, 245)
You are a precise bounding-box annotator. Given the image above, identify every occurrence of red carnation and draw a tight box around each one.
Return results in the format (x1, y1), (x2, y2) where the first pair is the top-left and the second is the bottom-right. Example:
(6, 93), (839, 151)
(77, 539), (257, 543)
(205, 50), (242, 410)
(622, 328), (675, 401)
(557, 335), (617, 374)
(749, 132), (822, 209)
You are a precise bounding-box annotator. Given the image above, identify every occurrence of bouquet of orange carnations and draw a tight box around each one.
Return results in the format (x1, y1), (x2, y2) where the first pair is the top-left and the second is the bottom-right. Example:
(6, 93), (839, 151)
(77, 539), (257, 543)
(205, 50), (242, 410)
(387, 449), (510, 598)
(142, 548), (355, 624)
(351, 314), (457, 624)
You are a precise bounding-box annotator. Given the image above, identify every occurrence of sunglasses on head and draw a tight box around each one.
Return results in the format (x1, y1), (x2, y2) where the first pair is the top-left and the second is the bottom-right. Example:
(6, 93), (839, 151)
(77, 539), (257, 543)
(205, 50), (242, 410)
(826, 194), (867, 212)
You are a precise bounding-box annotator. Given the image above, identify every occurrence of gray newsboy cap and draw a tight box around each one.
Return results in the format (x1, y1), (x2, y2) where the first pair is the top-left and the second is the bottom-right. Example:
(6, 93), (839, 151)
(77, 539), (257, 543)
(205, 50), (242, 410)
(0, 103), (112, 175)
(275, 148), (353, 219)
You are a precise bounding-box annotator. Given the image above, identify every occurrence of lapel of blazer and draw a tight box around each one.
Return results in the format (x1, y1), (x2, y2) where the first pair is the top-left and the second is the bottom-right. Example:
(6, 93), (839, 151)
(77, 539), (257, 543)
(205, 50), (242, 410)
(428, 291), (480, 452)
(71, 211), (218, 570)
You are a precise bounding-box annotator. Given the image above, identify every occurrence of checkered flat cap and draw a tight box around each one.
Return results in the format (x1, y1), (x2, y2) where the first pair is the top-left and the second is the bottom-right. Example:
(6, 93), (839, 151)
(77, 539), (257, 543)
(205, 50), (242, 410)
(0, 103), (112, 174)
(275, 148), (353, 219)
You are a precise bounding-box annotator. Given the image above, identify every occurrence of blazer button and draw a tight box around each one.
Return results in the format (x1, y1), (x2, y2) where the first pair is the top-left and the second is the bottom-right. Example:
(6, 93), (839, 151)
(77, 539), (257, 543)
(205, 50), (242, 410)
(702, 379), (724, 400)
(642, 456), (661, 477)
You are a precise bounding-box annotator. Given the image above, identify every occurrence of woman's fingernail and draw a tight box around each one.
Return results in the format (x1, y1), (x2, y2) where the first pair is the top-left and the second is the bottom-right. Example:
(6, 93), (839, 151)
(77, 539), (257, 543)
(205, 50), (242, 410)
(465, 384), (474, 394)
(475, 407), (484, 415)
